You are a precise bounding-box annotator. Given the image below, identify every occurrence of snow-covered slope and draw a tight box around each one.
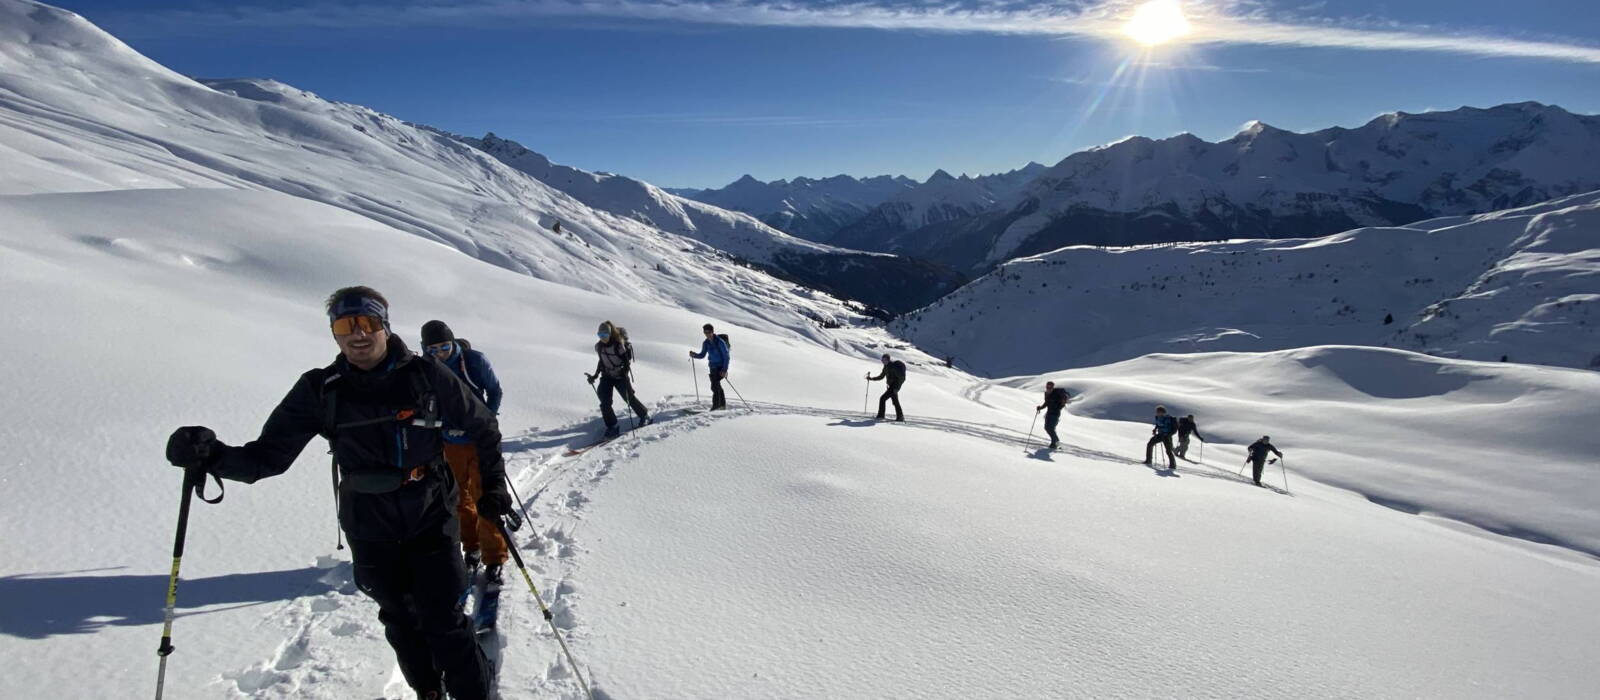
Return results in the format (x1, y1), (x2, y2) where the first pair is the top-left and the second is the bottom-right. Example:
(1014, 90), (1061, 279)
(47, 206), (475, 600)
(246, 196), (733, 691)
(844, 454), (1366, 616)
(460, 133), (965, 313)
(1039, 346), (1600, 557)
(5, 3), (1600, 698)
(896, 191), (1600, 374)
(829, 162), (1047, 253)
(685, 173), (917, 242)
(932, 102), (1600, 271)
(5, 185), (1599, 699)
(0, 0), (888, 339)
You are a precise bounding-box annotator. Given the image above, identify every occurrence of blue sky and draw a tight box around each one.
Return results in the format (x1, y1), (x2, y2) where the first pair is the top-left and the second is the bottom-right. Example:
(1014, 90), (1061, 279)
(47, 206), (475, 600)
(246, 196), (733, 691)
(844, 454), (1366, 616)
(57, 0), (1600, 189)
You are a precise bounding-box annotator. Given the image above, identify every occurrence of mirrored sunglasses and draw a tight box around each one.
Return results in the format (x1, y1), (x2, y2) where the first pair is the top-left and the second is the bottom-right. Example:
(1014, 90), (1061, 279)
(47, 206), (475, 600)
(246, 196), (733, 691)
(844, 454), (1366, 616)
(331, 315), (384, 336)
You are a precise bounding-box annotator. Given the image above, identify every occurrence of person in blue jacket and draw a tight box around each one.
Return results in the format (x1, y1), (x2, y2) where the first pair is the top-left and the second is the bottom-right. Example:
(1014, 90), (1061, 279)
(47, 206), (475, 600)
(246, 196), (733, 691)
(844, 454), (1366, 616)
(689, 323), (731, 410)
(1144, 405), (1178, 470)
(421, 320), (507, 581)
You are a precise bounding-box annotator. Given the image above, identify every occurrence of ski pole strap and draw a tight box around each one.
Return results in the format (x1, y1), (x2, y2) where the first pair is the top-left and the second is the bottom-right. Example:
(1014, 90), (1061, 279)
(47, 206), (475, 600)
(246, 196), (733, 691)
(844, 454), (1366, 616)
(195, 471), (225, 505)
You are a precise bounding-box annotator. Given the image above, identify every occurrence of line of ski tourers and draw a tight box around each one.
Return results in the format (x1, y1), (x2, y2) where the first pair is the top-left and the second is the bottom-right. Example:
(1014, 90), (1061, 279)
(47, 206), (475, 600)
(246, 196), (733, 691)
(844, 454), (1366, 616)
(156, 286), (1286, 700)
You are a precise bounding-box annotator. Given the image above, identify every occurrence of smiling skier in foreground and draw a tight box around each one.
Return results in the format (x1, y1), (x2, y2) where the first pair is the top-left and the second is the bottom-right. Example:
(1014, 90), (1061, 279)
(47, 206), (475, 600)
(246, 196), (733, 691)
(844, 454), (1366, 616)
(164, 286), (510, 700)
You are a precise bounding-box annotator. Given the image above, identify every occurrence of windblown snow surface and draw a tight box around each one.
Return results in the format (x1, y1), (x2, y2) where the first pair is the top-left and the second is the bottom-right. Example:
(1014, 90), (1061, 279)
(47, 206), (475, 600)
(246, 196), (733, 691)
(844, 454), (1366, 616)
(897, 191), (1600, 375)
(3, 2), (1599, 699)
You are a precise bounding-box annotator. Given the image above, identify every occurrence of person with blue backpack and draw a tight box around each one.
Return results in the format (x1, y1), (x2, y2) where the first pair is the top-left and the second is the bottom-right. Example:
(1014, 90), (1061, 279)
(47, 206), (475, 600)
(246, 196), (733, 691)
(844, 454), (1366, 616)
(688, 323), (731, 411)
(421, 320), (506, 583)
(1144, 405), (1179, 470)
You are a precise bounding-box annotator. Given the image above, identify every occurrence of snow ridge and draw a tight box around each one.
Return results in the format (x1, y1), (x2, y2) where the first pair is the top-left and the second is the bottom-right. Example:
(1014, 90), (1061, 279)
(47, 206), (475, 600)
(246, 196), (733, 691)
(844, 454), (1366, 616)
(895, 190), (1600, 374)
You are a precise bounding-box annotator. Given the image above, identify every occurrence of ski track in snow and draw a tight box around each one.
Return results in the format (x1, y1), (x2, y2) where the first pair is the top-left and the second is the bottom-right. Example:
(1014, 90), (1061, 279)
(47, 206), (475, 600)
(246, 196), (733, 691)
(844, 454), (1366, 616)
(451, 390), (1293, 698)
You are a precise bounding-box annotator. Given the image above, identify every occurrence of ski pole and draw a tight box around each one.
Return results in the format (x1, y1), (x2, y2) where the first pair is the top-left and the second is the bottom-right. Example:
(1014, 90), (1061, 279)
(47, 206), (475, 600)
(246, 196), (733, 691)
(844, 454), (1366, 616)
(1281, 456), (1291, 493)
(493, 518), (594, 700)
(155, 465), (223, 700)
(505, 477), (534, 535)
(690, 357), (700, 407)
(1197, 440), (1204, 466)
(863, 378), (869, 414)
(723, 375), (752, 411)
(1025, 410), (1039, 451)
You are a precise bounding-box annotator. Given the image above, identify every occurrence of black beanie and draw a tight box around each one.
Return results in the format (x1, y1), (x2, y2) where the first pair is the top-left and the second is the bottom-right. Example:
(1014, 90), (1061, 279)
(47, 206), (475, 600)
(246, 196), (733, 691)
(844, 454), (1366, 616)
(421, 320), (454, 346)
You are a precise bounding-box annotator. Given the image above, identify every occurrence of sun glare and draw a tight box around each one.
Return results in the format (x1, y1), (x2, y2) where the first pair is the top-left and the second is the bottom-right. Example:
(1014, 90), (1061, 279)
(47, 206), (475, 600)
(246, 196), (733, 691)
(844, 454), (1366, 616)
(1123, 0), (1193, 47)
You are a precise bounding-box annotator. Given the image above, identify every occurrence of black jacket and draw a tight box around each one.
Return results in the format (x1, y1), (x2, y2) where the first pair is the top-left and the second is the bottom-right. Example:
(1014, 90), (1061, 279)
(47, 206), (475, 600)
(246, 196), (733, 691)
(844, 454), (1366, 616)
(210, 336), (505, 541)
(1177, 416), (1203, 440)
(1044, 387), (1070, 411)
(1247, 440), (1282, 463)
(870, 361), (906, 388)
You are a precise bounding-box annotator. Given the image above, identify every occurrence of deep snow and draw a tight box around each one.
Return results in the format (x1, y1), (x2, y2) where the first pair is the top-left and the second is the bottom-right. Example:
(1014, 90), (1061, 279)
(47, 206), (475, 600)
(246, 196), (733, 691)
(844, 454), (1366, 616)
(4, 186), (1599, 699)
(2, 2), (1599, 699)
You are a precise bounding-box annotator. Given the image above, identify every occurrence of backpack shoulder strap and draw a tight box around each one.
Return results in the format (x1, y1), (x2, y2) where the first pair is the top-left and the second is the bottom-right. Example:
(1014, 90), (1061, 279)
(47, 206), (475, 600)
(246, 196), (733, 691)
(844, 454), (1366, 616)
(318, 367), (342, 441)
(456, 352), (483, 394)
(407, 361), (441, 428)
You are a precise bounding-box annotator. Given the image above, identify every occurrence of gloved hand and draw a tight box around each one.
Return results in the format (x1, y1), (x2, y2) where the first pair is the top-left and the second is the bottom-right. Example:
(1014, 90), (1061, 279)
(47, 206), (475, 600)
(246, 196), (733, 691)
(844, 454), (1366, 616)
(166, 426), (219, 469)
(688, 350), (696, 358)
(1036, 405), (1043, 412)
(477, 483), (513, 517)
(718, 369), (727, 379)
(585, 373), (597, 384)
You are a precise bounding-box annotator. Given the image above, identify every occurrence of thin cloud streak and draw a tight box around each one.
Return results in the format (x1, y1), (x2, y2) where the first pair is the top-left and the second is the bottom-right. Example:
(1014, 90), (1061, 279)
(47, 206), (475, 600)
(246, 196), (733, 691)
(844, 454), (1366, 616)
(117, 1), (1600, 65)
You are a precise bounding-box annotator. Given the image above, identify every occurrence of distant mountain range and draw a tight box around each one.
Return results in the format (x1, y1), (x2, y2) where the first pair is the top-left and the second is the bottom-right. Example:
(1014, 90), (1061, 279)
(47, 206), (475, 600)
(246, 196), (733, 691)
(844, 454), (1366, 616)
(462, 134), (964, 314)
(677, 173), (918, 242)
(690, 103), (1600, 275)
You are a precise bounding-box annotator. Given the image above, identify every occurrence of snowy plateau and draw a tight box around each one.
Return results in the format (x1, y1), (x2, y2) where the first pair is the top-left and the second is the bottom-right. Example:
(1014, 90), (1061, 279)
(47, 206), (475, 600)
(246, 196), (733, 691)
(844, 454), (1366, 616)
(1, 1), (1598, 699)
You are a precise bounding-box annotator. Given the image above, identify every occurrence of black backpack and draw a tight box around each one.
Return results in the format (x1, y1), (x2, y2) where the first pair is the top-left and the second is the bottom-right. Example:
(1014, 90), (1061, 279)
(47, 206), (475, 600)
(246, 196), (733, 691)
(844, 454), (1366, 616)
(1048, 387), (1070, 408)
(717, 333), (730, 349)
(886, 360), (906, 384)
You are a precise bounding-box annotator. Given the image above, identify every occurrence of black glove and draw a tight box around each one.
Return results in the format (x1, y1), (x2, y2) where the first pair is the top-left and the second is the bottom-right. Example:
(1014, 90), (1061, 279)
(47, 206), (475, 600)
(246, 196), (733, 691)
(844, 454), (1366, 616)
(585, 373), (597, 384)
(477, 483), (513, 517)
(166, 426), (219, 470)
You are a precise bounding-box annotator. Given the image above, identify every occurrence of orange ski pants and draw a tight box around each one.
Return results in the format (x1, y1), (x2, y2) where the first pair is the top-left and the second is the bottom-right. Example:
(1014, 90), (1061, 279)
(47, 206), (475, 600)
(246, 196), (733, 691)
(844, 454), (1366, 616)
(443, 443), (507, 565)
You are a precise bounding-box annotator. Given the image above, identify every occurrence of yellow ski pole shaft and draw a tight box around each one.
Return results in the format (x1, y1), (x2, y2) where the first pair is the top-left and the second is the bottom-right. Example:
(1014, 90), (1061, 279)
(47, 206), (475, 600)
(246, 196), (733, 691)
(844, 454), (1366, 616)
(494, 518), (593, 699)
(154, 467), (204, 700)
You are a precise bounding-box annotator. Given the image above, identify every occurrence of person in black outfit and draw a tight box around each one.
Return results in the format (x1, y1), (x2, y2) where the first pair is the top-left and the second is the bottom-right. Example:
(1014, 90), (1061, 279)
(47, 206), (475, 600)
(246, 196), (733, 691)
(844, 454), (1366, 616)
(1035, 381), (1071, 449)
(1245, 436), (1284, 486)
(588, 320), (649, 438)
(164, 287), (508, 700)
(866, 353), (906, 421)
(1175, 414), (1204, 460)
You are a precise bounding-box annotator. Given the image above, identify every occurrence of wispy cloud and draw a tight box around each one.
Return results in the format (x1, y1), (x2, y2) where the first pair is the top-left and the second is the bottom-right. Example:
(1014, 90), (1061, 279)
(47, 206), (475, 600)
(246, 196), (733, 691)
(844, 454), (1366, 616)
(583, 112), (880, 127)
(110, 0), (1600, 65)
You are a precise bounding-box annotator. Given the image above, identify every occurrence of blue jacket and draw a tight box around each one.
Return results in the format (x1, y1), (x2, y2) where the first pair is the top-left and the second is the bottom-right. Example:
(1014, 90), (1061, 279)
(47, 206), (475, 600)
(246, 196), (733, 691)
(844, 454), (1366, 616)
(1153, 414), (1177, 436)
(691, 335), (730, 370)
(440, 344), (502, 443)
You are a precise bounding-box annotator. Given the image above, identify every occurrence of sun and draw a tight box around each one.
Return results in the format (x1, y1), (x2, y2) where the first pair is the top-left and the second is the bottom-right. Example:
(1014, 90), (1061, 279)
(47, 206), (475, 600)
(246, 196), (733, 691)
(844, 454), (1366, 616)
(1123, 0), (1193, 47)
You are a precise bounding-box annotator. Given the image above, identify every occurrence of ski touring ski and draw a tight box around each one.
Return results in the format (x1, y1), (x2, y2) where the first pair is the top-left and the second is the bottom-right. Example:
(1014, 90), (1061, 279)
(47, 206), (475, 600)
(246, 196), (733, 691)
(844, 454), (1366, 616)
(563, 435), (618, 457)
(474, 572), (503, 632)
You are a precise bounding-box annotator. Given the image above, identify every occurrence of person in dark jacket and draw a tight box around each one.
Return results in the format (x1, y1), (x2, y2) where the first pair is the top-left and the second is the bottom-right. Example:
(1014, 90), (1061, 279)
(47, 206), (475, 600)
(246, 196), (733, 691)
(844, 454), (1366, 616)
(1035, 381), (1071, 450)
(1245, 436), (1284, 486)
(421, 320), (507, 581)
(1144, 405), (1178, 470)
(1175, 414), (1204, 460)
(688, 323), (730, 410)
(866, 353), (906, 421)
(587, 320), (649, 438)
(165, 287), (506, 700)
